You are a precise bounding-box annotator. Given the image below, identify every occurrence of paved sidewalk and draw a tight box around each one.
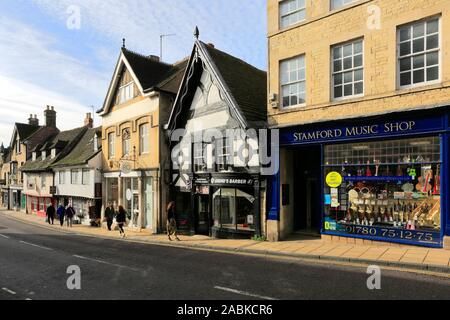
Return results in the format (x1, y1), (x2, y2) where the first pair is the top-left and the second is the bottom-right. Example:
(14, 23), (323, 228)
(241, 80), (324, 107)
(1, 210), (449, 274)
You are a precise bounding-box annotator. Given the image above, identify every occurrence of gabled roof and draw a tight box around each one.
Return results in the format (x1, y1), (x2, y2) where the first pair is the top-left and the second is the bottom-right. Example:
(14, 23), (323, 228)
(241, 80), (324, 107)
(51, 127), (102, 168)
(122, 49), (173, 92)
(98, 48), (188, 116)
(166, 40), (267, 131)
(10, 123), (41, 147)
(203, 44), (267, 123)
(21, 127), (87, 172)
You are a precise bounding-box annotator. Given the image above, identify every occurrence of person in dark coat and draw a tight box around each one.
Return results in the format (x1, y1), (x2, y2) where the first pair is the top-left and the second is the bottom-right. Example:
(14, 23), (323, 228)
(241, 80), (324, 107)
(65, 205), (75, 228)
(166, 201), (180, 241)
(104, 202), (115, 231)
(116, 206), (127, 238)
(46, 204), (55, 225)
(57, 205), (66, 227)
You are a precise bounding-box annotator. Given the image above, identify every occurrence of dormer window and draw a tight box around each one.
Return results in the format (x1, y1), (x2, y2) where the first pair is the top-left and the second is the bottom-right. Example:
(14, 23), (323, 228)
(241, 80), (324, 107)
(32, 152), (36, 161)
(51, 149), (56, 159)
(119, 82), (134, 104)
(42, 151), (46, 161)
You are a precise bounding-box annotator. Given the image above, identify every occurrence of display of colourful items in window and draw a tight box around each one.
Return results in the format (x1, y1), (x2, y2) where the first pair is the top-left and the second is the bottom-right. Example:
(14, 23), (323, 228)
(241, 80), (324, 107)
(323, 136), (441, 246)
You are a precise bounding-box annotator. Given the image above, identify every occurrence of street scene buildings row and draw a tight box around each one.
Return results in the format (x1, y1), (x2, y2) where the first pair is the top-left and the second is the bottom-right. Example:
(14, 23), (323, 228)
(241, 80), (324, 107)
(0, 0), (449, 248)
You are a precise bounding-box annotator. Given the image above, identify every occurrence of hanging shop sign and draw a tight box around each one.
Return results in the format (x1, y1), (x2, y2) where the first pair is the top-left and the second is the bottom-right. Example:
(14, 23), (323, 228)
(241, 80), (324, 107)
(281, 116), (445, 146)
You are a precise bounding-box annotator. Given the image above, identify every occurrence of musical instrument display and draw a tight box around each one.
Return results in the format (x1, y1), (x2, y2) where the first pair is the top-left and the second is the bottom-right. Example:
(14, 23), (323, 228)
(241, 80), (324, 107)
(323, 136), (442, 244)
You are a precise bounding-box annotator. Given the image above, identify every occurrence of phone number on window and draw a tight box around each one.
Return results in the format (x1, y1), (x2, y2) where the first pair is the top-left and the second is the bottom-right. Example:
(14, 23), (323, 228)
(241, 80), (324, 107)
(342, 225), (440, 244)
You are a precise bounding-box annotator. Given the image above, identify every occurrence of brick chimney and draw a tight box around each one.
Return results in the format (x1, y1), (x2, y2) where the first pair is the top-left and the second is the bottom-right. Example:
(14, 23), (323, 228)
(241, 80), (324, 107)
(28, 114), (39, 126)
(84, 113), (93, 128)
(44, 106), (56, 128)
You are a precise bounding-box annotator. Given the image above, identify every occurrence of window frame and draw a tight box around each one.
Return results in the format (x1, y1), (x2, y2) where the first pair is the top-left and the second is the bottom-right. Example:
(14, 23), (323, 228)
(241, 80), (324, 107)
(331, 38), (365, 101)
(108, 132), (115, 160)
(82, 169), (90, 186)
(71, 169), (79, 185)
(139, 123), (150, 155)
(279, 0), (306, 30)
(397, 17), (441, 90)
(122, 128), (131, 157)
(216, 137), (232, 172)
(59, 171), (65, 185)
(118, 82), (135, 104)
(280, 54), (307, 109)
(330, 0), (358, 11)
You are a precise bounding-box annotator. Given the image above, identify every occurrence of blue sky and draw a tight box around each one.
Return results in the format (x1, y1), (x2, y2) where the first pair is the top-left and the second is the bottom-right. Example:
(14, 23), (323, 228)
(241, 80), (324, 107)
(0, 0), (267, 145)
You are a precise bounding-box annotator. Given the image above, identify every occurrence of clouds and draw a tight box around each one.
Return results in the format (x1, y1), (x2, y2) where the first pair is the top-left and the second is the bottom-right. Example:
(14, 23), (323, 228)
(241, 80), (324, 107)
(0, 0), (267, 145)
(0, 75), (93, 145)
(32, 0), (267, 68)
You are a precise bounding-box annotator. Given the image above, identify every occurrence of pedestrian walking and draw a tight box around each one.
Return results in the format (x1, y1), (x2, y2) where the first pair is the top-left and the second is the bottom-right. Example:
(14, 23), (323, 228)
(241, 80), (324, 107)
(57, 204), (65, 227)
(104, 202), (115, 231)
(66, 204), (75, 228)
(116, 206), (127, 238)
(167, 201), (180, 241)
(46, 203), (55, 225)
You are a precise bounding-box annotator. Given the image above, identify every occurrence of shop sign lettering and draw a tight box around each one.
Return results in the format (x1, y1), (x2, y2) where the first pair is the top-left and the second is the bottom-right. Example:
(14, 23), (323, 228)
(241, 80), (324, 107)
(293, 121), (416, 142)
(211, 178), (254, 186)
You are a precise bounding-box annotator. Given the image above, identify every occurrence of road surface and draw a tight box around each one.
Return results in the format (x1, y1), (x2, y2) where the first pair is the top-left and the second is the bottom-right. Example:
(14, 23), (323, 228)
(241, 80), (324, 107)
(0, 212), (449, 300)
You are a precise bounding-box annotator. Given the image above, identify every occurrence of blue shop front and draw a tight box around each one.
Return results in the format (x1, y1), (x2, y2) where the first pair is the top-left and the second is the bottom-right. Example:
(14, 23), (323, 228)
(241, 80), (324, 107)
(268, 107), (450, 248)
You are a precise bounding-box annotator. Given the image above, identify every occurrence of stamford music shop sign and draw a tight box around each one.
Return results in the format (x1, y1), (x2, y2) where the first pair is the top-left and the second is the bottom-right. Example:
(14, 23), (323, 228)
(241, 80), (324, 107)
(280, 116), (446, 146)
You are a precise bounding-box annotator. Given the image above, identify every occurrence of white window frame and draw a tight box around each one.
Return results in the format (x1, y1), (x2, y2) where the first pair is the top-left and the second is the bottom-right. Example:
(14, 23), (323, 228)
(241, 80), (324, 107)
(108, 132), (115, 159)
(82, 169), (90, 186)
(330, 0), (358, 11)
(280, 55), (306, 109)
(42, 151), (46, 161)
(118, 82), (135, 104)
(216, 137), (232, 172)
(397, 17), (441, 90)
(59, 171), (65, 185)
(331, 39), (364, 101)
(71, 170), (79, 185)
(139, 124), (150, 155)
(279, 0), (306, 29)
(122, 128), (131, 157)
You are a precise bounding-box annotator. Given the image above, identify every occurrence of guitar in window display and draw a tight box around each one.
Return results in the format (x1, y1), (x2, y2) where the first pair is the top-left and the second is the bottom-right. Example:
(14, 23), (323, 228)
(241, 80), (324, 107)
(432, 165), (440, 195)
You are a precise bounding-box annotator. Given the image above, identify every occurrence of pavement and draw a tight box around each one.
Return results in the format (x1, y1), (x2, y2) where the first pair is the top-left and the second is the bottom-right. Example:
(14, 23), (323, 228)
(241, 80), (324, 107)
(1, 209), (450, 275)
(0, 211), (449, 300)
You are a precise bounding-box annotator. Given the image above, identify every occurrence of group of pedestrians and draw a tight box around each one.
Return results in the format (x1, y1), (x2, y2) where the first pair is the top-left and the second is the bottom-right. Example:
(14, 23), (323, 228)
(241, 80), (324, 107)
(45, 200), (181, 241)
(104, 202), (127, 238)
(46, 203), (75, 228)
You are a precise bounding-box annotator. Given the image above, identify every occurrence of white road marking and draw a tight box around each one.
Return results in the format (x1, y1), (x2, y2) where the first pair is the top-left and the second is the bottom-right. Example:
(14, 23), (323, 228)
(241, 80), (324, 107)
(19, 241), (53, 251)
(214, 286), (277, 300)
(25, 298), (33, 301)
(0, 234), (10, 239)
(2, 288), (16, 295)
(73, 255), (139, 272)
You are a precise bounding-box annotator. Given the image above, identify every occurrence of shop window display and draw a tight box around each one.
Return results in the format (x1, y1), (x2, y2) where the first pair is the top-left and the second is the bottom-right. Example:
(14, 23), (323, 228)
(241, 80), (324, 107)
(323, 136), (441, 245)
(213, 188), (255, 231)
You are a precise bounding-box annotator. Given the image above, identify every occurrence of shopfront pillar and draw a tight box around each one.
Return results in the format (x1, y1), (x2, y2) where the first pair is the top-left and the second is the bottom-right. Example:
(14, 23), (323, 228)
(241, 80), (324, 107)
(138, 176), (144, 229)
(266, 171), (281, 242)
(117, 177), (123, 207)
(254, 177), (262, 237)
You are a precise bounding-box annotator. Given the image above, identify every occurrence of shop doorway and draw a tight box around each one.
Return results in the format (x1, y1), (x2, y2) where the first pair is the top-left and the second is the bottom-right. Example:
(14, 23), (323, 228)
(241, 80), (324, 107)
(293, 146), (322, 235)
(195, 194), (211, 236)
